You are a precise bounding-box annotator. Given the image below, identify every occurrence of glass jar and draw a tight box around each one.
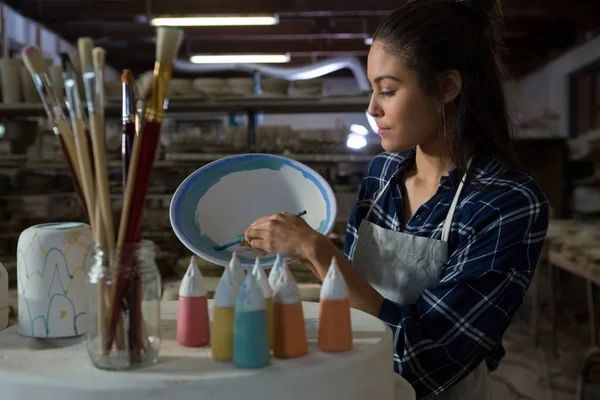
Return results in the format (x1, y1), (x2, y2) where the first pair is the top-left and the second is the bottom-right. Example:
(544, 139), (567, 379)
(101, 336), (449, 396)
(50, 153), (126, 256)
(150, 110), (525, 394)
(86, 240), (162, 370)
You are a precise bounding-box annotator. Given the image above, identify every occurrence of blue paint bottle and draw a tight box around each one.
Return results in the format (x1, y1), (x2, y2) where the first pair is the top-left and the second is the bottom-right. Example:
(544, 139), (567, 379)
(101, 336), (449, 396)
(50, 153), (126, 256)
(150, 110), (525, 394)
(233, 272), (270, 369)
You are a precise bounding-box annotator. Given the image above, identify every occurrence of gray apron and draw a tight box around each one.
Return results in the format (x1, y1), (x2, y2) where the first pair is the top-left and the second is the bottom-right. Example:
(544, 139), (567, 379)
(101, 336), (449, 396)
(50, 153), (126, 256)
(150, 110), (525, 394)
(352, 166), (516, 400)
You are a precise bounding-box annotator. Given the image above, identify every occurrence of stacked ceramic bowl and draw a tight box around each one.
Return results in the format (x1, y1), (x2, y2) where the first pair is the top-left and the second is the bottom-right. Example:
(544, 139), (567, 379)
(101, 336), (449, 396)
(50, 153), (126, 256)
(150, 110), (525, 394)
(291, 78), (324, 96)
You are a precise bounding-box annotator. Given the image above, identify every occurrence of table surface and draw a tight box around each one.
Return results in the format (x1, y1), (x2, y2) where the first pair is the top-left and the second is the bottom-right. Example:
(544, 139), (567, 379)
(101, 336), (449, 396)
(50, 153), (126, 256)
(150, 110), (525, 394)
(0, 300), (415, 400)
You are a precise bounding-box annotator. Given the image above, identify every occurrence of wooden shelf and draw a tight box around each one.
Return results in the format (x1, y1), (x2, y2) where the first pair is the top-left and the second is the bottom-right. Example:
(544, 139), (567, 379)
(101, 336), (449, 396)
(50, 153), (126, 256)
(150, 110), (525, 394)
(0, 152), (374, 170)
(0, 95), (370, 118)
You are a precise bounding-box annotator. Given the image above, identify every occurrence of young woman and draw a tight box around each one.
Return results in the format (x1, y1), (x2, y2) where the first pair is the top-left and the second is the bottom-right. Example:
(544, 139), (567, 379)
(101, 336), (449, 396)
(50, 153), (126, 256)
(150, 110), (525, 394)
(245, 0), (549, 398)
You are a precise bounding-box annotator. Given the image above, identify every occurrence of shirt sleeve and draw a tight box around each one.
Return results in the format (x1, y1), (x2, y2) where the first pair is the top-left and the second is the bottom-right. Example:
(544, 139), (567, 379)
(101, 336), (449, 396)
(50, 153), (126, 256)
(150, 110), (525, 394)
(377, 181), (549, 399)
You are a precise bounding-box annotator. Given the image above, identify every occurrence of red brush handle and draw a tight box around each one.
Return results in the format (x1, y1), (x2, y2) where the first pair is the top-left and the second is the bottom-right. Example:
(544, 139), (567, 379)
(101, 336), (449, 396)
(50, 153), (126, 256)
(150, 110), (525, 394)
(107, 121), (162, 350)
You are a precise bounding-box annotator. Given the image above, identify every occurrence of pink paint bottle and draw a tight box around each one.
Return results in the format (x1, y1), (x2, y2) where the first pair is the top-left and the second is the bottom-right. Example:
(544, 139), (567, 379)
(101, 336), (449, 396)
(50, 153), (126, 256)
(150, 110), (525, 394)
(177, 256), (210, 347)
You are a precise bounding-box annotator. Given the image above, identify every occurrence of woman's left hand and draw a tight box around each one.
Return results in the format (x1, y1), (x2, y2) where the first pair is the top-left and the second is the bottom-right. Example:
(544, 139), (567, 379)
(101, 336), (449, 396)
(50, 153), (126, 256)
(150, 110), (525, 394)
(244, 212), (319, 261)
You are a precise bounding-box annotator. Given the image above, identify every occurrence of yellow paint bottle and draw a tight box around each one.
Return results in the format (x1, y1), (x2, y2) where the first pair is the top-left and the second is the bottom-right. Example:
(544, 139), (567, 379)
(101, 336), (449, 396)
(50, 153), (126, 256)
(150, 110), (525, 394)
(211, 306), (235, 360)
(252, 257), (274, 349)
(210, 264), (237, 361)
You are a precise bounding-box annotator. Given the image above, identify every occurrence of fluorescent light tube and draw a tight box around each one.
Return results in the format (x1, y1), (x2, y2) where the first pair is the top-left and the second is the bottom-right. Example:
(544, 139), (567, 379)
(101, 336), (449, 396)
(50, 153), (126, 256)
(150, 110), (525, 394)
(190, 54), (291, 64)
(150, 15), (279, 27)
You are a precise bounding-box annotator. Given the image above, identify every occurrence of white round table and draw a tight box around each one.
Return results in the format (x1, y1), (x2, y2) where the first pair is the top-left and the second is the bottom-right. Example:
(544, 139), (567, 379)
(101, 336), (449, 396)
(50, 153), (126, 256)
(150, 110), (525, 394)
(0, 301), (415, 400)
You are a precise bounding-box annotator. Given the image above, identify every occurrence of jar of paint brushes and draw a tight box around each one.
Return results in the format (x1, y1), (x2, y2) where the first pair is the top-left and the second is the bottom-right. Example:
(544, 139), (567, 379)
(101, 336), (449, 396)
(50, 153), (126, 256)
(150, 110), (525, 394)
(85, 239), (162, 370)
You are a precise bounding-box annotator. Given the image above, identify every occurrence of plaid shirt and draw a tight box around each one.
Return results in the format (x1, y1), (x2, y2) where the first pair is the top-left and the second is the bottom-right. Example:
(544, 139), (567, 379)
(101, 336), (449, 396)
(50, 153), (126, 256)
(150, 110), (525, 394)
(344, 148), (549, 399)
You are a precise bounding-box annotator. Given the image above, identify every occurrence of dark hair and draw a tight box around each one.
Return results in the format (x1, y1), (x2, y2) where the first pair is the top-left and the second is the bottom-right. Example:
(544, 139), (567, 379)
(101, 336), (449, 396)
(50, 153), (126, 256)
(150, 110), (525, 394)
(373, 0), (520, 179)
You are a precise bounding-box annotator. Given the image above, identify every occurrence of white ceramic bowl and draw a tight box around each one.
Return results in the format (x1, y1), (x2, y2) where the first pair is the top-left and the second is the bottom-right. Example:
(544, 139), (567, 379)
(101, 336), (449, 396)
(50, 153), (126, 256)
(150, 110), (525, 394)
(170, 154), (337, 268)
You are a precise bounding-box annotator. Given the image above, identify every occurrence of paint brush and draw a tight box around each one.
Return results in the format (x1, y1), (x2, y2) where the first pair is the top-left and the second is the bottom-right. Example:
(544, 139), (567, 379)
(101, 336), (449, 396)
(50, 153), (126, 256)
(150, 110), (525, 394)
(20, 45), (89, 222)
(107, 26), (184, 355)
(122, 69), (136, 194)
(213, 210), (307, 252)
(79, 39), (115, 248)
(62, 52), (97, 234)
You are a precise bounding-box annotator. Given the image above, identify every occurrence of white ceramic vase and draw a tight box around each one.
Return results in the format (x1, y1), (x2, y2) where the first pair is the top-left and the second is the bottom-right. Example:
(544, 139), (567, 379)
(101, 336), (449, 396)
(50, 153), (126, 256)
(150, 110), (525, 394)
(17, 222), (93, 338)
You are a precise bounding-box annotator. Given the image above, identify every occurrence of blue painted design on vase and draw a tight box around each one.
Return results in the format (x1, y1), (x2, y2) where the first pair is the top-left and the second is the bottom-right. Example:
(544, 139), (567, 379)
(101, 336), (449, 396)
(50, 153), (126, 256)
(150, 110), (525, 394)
(233, 310), (271, 369)
(170, 154), (334, 266)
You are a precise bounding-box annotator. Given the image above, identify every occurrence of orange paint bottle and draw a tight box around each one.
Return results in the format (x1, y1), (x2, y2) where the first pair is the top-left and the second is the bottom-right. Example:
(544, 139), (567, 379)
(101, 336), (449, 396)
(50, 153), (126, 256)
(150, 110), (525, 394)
(272, 261), (308, 358)
(318, 257), (352, 352)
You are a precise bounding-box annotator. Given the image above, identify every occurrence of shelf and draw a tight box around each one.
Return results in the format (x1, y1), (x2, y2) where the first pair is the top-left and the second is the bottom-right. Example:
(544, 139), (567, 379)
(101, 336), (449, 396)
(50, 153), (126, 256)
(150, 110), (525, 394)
(163, 152), (374, 163)
(0, 152), (374, 170)
(0, 96), (370, 118)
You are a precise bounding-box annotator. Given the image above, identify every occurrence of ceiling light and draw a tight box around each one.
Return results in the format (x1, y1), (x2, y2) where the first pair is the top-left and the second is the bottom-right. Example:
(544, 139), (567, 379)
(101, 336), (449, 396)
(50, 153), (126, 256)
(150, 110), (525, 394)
(190, 54), (291, 64)
(150, 15), (279, 27)
(364, 37), (373, 45)
(346, 133), (367, 150)
(350, 124), (369, 136)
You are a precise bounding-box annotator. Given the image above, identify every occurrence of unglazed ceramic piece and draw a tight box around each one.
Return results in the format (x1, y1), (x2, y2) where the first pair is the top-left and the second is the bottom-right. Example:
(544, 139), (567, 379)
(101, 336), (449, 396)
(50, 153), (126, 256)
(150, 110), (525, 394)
(16, 222), (93, 338)
(170, 154), (337, 268)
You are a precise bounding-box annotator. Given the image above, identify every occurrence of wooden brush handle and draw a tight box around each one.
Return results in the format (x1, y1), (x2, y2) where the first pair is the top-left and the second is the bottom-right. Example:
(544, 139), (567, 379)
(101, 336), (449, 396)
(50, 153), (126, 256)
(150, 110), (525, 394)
(57, 135), (89, 223)
(56, 119), (83, 187)
(90, 113), (116, 248)
(71, 119), (97, 234)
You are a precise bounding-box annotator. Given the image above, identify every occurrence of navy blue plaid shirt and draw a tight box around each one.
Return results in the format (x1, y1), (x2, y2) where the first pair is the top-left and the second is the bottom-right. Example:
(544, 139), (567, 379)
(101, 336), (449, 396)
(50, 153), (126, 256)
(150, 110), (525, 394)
(344, 148), (549, 399)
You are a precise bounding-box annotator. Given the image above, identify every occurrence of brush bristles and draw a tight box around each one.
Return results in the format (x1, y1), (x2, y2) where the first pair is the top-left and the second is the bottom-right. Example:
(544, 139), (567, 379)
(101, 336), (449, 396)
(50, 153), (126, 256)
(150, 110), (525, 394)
(93, 47), (106, 70)
(122, 69), (134, 83)
(21, 45), (45, 76)
(156, 27), (183, 65)
(78, 37), (94, 67)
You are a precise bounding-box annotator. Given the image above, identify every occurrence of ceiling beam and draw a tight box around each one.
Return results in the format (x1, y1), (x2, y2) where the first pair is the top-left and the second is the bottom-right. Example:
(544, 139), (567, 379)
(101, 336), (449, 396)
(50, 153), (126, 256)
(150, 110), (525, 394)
(107, 38), (371, 56)
(52, 17), (383, 42)
(7, 0), (596, 22)
(100, 34), (550, 58)
(106, 54), (367, 76)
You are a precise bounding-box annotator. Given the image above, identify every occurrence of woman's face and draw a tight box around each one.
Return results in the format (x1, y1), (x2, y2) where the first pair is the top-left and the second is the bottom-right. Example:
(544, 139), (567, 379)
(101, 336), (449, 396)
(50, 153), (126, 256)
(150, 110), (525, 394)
(367, 40), (439, 153)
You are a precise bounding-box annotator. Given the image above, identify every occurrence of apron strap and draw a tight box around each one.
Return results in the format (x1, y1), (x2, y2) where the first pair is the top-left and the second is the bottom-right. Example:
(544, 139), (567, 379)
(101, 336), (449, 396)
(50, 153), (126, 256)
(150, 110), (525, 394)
(441, 157), (474, 243)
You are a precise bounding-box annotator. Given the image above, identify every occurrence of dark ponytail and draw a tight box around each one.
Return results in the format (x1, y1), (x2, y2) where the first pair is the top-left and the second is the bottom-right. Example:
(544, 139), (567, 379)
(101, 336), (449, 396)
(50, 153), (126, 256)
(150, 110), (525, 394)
(373, 0), (520, 179)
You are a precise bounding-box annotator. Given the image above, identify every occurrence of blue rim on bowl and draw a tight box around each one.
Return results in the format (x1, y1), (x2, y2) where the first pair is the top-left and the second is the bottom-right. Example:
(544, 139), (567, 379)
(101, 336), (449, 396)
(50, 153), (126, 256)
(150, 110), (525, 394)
(169, 153), (338, 268)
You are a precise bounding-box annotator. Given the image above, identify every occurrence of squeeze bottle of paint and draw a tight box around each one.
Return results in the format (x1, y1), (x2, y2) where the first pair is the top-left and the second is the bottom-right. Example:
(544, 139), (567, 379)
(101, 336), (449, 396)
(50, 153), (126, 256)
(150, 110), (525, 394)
(272, 261), (308, 358)
(318, 257), (353, 352)
(211, 263), (237, 361)
(251, 256), (274, 349)
(268, 253), (282, 290)
(177, 256), (210, 347)
(228, 251), (246, 294)
(233, 272), (271, 369)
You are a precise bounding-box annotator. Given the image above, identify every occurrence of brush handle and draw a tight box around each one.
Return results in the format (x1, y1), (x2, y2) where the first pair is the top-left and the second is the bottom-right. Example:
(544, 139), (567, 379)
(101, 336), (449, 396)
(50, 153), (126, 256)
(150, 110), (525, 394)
(213, 236), (246, 252)
(71, 118), (97, 234)
(108, 121), (162, 350)
(90, 114), (116, 248)
(122, 121), (135, 194)
(58, 128), (91, 224)
(213, 210), (308, 251)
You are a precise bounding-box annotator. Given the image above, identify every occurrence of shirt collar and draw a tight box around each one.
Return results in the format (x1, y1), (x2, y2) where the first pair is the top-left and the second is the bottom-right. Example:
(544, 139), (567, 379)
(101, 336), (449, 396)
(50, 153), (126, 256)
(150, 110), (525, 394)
(392, 147), (496, 188)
